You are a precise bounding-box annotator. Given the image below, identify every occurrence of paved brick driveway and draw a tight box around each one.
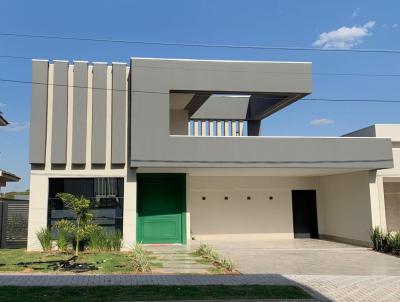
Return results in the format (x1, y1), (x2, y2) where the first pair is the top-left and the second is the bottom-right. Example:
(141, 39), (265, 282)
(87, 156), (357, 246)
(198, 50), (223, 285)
(191, 239), (400, 301)
(1, 239), (400, 301)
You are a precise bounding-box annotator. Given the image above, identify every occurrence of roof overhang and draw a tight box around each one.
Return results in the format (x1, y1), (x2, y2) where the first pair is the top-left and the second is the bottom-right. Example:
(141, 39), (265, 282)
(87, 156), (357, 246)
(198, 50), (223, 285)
(0, 170), (20, 187)
(138, 167), (369, 177)
(0, 114), (9, 126)
(189, 93), (307, 120)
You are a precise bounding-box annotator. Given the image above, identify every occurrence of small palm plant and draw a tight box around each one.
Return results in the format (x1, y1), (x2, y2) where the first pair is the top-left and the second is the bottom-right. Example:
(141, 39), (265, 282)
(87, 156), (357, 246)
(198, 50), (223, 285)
(55, 193), (99, 256)
(36, 227), (52, 252)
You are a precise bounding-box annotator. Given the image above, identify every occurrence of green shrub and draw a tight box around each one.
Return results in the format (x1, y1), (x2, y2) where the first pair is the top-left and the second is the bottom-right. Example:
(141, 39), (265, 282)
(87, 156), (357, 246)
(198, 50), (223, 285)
(194, 244), (235, 272)
(56, 230), (70, 253)
(88, 228), (108, 252)
(36, 228), (52, 252)
(131, 243), (151, 272)
(132, 243), (147, 255)
(194, 244), (213, 257)
(108, 230), (123, 251)
(88, 229), (123, 252)
(371, 227), (400, 256)
(219, 257), (235, 272)
(391, 232), (400, 255)
(371, 226), (383, 251)
(382, 232), (394, 253)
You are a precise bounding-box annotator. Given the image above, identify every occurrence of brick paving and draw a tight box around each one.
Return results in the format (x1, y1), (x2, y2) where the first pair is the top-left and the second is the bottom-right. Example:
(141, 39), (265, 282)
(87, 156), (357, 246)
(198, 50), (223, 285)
(1, 273), (400, 301)
(2, 240), (400, 301)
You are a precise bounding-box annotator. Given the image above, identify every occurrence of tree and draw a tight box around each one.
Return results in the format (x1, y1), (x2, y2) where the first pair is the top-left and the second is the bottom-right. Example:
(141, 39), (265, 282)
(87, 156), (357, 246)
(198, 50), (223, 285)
(55, 193), (99, 256)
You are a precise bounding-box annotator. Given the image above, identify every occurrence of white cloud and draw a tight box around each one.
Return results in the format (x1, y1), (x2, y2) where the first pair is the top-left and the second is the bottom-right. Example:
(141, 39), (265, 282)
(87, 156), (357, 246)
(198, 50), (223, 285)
(313, 21), (376, 49)
(0, 102), (6, 107)
(310, 118), (335, 126)
(383, 23), (398, 29)
(351, 8), (360, 19)
(1, 121), (30, 132)
(384, 23), (399, 29)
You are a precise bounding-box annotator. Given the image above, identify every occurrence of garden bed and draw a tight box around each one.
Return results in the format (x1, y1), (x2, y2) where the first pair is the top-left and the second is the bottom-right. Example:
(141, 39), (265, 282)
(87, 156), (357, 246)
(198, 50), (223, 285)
(0, 249), (162, 274)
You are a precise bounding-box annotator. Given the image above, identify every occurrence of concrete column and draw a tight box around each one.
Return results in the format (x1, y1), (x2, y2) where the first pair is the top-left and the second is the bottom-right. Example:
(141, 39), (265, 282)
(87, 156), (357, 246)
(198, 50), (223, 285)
(27, 174), (49, 251)
(122, 168), (137, 250)
(369, 171), (387, 231)
(186, 174), (191, 244)
(247, 120), (261, 136)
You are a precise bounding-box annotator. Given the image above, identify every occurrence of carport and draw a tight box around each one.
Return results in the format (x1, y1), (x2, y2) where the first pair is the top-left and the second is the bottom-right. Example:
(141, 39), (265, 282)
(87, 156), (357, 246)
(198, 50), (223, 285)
(190, 238), (400, 275)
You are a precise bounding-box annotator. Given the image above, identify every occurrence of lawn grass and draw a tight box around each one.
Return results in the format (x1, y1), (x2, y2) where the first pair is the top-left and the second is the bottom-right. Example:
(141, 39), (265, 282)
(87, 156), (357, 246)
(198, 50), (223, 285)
(0, 249), (160, 274)
(0, 285), (312, 301)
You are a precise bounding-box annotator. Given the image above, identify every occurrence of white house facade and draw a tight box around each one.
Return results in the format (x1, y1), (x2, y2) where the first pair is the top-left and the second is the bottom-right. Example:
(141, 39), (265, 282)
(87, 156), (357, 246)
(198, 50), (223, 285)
(26, 58), (399, 250)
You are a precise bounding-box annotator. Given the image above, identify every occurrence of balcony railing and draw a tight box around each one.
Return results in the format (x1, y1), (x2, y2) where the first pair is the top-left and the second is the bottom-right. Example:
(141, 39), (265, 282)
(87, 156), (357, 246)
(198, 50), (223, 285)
(189, 119), (246, 137)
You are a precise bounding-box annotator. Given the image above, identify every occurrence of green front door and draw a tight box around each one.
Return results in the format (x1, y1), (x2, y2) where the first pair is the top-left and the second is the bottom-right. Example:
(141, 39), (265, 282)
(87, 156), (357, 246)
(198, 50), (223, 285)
(137, 174), (186, 244)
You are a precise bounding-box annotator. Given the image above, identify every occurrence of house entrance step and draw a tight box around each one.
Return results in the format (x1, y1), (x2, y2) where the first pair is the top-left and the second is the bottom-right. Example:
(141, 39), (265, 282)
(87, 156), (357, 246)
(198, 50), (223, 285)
(146, 245), (215, 274)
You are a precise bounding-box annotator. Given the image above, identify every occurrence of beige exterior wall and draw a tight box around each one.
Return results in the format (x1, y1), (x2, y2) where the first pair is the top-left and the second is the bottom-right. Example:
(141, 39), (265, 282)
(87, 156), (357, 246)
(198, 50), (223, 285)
(27, 173), (50, 251)
(317, 171), (375, 245)
(343, 124), (400, 236)
(187, 175), (318, 240)
(170, 109), (189, 135)
(122, 168), (137, 250)
(27, 63), (136, 251)
(375, 125), (400, 142)
(28, 98), (399, 250)
(27, 168), (137, 251)
(384, 182), (400, 231)
(369, 125), (400, 233)
(375, 125), (400, 178)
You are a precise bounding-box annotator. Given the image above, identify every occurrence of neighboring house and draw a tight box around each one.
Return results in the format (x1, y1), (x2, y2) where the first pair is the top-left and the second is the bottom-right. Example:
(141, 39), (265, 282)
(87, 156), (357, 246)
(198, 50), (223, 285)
(0, 170), (20, 192)
(26, 58), (398, 251)
(0, 113), (26, 249)
(0, 112), (20, 192)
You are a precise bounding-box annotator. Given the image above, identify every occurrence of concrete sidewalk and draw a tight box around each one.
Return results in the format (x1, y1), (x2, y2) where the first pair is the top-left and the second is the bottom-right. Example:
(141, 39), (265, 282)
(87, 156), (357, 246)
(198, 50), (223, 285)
(2, 240), (400, 301)
(0, 274), (294, 286)
(1, 273), (400, 301)
(0, 274), (319, 301)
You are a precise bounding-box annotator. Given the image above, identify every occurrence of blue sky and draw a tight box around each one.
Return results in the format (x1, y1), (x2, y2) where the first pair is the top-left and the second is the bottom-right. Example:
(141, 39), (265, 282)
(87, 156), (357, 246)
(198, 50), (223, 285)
(0, 0), (399, 191)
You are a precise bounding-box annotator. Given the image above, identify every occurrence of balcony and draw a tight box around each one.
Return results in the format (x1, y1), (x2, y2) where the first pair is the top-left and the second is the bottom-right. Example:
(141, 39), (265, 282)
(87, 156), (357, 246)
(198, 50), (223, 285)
(189, 119), (245, 137)
(130, 57), (393, 170)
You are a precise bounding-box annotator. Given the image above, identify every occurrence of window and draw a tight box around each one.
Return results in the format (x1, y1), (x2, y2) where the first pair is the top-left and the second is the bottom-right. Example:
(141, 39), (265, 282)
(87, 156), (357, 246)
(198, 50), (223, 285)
(48, 178), (124, 234)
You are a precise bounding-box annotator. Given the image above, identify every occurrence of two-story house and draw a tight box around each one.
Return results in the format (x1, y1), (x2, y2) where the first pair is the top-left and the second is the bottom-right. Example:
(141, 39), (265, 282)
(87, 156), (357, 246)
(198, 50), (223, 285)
(27, 57), (399, 250)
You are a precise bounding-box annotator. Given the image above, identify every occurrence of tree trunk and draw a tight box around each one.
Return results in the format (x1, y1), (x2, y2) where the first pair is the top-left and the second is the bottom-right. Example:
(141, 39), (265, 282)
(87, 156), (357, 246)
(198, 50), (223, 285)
(75, 218), (80, 257)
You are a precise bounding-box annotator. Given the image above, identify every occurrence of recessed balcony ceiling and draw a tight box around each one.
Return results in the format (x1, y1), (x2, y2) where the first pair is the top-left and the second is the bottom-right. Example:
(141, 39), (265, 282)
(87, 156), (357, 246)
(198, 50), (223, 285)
(170, 91), (308, 121)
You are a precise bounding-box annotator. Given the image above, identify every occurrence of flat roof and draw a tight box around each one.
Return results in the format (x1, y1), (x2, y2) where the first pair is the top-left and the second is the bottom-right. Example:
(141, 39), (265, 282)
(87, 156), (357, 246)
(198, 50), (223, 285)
(0, 170), (20, 183)
(131, 57), (312, 65)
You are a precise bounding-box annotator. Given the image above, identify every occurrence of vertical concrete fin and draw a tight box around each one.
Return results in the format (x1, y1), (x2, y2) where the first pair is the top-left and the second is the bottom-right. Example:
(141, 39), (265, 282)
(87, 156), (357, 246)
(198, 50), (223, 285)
(111, 63), (127, 164)
(91, 63), (107, 164)
(51, 61), (69, 164)
(29, 60), (49, 164)
(72, 61), (88, 164)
